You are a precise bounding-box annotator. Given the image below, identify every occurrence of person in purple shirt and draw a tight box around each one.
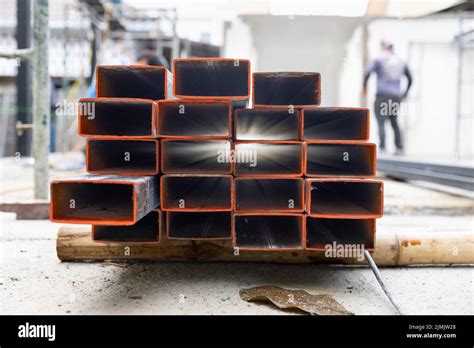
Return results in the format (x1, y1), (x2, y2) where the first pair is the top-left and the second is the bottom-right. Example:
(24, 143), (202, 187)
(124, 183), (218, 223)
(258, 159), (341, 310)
(363, 40), (413, 155)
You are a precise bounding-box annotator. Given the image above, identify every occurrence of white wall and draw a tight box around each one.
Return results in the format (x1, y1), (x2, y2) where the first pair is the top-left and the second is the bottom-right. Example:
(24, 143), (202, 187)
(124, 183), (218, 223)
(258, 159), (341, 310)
(358, 15), (473, 159)
(224, 15), (362, 106)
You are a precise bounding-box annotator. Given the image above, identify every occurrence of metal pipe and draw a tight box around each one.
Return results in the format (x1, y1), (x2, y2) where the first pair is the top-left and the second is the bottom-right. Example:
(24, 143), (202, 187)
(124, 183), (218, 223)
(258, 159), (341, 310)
(305, 216), (376, 251)
(166, 211), (232, 239)
(233, 213), (304, 250)
(172, 58), (251, 99)
(96, 65), (170, 100)
(78, 98), (158, 138)
(252, 72), (321, 107)
(302, 107), (370, 142)
(305, 142), (376, 177)
(234, 177), (304, 212)
(234, 107), (301, 141)
(306, 179), (384, 218)
(161, 139), (232, 174)
(158, 100), (231, 138)
(50, 174), (159, 225)
(86, 139), (159, 176)
(32, 0), (50, 199)
(161, 174), (233, 211)
(93, 210), (162, 244)
(234, 141), (304, 177)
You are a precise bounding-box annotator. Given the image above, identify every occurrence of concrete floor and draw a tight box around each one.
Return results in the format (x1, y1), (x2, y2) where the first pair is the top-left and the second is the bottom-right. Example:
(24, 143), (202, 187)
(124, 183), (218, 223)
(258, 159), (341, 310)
(0, 156), (473, 315)
(1, 213), (472, 315)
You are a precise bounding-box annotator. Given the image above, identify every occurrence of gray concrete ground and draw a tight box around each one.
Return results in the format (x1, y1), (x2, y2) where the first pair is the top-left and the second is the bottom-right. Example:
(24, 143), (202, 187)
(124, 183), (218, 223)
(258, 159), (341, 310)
(0, 156), (473, 315)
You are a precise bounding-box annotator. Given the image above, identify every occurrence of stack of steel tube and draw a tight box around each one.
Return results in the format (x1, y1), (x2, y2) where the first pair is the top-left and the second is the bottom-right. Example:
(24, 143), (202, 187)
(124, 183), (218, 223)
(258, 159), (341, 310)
(50, 58), (384, 255)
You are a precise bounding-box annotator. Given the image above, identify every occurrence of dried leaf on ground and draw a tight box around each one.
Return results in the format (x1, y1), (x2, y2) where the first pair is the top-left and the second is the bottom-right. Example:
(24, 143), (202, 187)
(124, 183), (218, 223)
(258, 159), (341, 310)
(239, 285), (353, 315)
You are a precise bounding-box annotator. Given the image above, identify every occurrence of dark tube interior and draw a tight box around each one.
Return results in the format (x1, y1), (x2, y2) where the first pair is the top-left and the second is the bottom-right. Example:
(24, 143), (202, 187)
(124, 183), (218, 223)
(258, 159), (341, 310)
(235, 109), (300, 140)
(303, 108), (369, 141)
(306, 217), (375, 250)
(309, 181), (383, 216)
(306, 144), (375, 176)
(234, 215), (303, 249)
(79, 100), (153, 137)
(97, 66), (166, 99)
(162, 175), (232, 210)
(159, 102), (229, 137)
(93, 211), (160, 243)
(88, 140), (157, 175)
(253, 72), (320, 105)
(174, 60), (249, 97)
(234, 143), (302, 175)
(51, 182), (134, 222)
(162, 140), (231, 173)
(167, 212), (231, 238)
(235, 178), (303, 211)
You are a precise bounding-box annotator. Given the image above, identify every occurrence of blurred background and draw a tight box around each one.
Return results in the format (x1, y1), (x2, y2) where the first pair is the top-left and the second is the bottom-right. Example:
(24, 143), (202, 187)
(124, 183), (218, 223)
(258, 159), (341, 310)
(0, 0), (473, 200)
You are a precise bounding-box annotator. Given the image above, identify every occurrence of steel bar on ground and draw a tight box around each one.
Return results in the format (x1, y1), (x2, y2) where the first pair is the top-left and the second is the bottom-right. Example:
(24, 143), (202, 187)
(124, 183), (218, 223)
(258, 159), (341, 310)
(377, 155), (474, 191)
(364, 250), (407, 315)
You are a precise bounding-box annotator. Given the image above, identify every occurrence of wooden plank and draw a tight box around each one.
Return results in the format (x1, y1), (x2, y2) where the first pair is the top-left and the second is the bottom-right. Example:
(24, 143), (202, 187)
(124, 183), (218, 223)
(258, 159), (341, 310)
(57, 226), (474, 265)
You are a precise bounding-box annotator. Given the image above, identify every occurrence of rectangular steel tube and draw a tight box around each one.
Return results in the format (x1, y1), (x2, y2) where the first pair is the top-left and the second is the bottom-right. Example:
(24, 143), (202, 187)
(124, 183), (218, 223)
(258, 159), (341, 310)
(158, 100), (231, 138)
(50, 174), (159, 225)
(78, 98), (158, 138)
(302, 107), (370, 142)
(166, 211), (232, 239)
(305, 179), (384, 218)
(161, 139), (232, 174)
(173, 58), (250, 99)
(86, 139), (159, 176)
(305, 143), (376, 177)
(161, 174), (233, 211)
(253, 72), (321, 106)
(234, 177), (304, 212)
(93, 210), (162, 244)
(305, 216), (375, 251)
(96, 65), (170, 100)
(233, 213), (304, 250)
(233, 141), (304, 177)
(234, 107), (301, 141)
